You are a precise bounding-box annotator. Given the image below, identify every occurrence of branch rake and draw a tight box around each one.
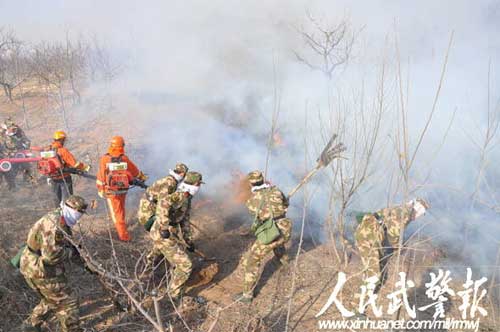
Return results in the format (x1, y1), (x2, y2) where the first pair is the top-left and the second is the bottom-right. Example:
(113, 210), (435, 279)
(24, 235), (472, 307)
(288, 134), (346, 198)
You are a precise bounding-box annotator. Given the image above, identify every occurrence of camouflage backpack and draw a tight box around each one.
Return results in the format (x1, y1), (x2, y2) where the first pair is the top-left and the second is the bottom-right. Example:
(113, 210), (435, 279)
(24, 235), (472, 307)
(249, 186), (287, 245)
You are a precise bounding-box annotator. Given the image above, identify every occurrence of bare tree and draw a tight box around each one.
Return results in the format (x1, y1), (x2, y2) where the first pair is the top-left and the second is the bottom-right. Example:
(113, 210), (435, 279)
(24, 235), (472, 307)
(86, 36), (122, 109)
(64, 33), (87, 104)
(293, 11), (355, 80)
(0, 29), (28, 102)
(30, 40), (87, 129)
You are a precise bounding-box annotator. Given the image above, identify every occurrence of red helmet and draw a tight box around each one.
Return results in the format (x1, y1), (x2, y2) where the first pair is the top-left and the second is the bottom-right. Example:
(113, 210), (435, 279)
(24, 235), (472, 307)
(110, 136), (125, 148)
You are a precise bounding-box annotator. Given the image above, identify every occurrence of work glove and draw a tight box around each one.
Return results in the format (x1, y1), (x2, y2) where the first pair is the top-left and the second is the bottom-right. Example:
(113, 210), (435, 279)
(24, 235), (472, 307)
(98, 191), (104, 198)
(137, 171), (148, 182)
(83, 164), (91, 172)
(159, 228), (170, 239)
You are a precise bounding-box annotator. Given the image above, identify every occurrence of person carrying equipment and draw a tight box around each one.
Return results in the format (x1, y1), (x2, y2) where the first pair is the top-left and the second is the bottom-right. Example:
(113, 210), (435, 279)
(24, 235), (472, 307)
(96, 136), (147, 241)
(234, 170), (292, 303)
(38, 131), (90, 207)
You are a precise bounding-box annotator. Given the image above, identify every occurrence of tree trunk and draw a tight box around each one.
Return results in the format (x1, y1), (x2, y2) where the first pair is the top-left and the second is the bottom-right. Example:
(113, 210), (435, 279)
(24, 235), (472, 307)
(2, 83), (13, 102)
(19, 83), (29, 129)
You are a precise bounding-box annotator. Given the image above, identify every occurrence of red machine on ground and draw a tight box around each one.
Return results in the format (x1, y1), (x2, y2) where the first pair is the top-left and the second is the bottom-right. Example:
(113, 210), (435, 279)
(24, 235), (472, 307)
(0, 148), (42, 173)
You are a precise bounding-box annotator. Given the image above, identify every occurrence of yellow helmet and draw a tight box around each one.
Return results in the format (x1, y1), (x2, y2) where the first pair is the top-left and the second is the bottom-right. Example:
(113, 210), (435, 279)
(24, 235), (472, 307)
(53, 130), (67, 140)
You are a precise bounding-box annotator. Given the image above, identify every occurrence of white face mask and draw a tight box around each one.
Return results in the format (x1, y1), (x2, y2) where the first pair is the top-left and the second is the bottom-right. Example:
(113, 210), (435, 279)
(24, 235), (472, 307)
(61, 204), (83, 227)
(411, 200), (427, 219)
(169, 169), (184, 182)
(178, 182), (200, 196)
(251, 183), (271, 192)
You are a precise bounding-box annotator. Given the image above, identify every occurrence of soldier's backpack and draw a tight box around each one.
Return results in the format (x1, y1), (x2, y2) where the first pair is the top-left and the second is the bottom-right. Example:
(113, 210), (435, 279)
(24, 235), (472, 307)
(10, 245), (27, 269)
(143, 215), (156, 232)
(105, 154), (131, 194)
(37, 150), (63, 176)
(251, 187), (286, 245)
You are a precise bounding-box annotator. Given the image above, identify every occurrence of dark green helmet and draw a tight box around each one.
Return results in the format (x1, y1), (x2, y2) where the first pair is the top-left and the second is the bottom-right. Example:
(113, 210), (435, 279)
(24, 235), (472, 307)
(184, 171), (203, 185)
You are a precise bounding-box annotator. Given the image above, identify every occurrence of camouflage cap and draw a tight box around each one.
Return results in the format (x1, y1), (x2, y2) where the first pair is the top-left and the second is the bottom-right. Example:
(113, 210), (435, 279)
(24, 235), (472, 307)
(174, 163), (189, 174)
(3, 118), (15, 127)
(2, 118), (16, 131)
(247, 170), (264, 185)
(65, 195), (88, 212)
(184, 171), (203, 185)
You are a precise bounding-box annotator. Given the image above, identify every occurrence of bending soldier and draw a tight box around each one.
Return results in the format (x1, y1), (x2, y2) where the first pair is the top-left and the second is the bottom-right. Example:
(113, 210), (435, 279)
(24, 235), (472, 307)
(19, 196), (89, 332)
(354, 198), (430, 286)
(138, 162), (189, 230)
(138, 163), (188, 266)
(235, 170), (292, 303)
(149, 171), (203, 300)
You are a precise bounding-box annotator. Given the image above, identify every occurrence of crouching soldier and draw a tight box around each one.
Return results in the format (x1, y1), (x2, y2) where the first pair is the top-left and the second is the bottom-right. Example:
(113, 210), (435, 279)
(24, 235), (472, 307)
(149, 171), (203, 301)
(19, 195), (89, 332)
(354, 198), (430, 288)
(234, 170), (292, 303)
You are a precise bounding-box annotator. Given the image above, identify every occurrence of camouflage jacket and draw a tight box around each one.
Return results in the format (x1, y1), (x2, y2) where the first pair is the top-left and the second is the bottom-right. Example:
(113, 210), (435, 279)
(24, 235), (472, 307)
(0, 130), (30, 154)
(356, 205), (414, 248)
(146, 175), (178, 204)
(20, 209), (75, 279)
(151, 191), (193, 244)
(246, 185), (289, 222)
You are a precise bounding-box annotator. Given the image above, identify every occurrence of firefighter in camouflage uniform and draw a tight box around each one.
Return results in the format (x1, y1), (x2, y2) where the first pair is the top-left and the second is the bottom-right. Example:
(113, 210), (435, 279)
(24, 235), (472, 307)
(137, 162), (188, 228)
(354, 198), (430, 286)
(0, 119), (31, 190)
(235, 170), (292, 303)
(19, 195), (89, 332)
(149, 171), (203, 300)
(138, 163), (188, 267)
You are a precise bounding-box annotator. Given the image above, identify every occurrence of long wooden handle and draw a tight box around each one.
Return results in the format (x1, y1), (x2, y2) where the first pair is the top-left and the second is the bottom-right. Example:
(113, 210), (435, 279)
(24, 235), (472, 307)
(287, 164), (322, 198)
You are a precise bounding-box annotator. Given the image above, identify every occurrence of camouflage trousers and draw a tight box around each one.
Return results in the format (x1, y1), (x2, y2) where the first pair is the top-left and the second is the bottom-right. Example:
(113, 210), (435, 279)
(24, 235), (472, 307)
(354, 218), (385, 283)
(24, 276), (81, 332)
(241, 217), (292, 298)
(153, 237), (192, 298)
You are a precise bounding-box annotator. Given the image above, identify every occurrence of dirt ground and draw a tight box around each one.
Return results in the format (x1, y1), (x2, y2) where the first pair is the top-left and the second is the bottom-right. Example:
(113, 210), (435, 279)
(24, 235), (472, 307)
(1, 95), (499, 332)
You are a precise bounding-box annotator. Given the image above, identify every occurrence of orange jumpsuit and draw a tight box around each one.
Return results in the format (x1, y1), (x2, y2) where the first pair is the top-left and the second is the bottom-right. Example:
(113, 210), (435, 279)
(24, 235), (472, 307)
(48, 141), (87, 207)
(96, 149), (140, 241)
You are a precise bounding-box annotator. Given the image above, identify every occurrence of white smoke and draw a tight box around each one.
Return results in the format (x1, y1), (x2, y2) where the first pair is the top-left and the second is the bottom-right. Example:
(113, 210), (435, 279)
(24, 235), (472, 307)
(3, 0), (500, 275)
